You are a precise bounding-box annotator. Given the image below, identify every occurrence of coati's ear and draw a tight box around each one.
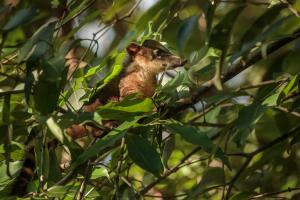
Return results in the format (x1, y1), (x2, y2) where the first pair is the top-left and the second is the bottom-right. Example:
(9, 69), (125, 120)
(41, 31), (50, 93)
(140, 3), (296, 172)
(126, 43), (140, 55)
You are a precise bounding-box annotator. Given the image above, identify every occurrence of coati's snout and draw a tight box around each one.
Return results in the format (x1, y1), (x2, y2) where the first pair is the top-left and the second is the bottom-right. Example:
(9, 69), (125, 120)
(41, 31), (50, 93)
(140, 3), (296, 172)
(126, 40), (187, 74)
(161, 54), (187, 68)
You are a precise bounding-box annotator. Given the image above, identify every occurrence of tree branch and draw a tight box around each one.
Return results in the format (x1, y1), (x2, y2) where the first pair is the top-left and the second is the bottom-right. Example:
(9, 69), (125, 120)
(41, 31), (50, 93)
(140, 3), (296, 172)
(170, 29), (300, 114)
(0, 89), (23, 97)
(224, 124), (300, 199)
(250, 187), (300, 199)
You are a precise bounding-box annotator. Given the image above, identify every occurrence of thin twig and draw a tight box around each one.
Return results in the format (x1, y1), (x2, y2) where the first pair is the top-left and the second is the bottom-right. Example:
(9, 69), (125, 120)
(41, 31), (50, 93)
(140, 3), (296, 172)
(249, 187), (300, 199)
(279, 0), (299, 17)
(114, 138), (126, 200)
(224, 124), (300, 199)
(220, 0), (270, 5)
(56, 0), (97, 30)
(138, 147), (202, 196)
(144, 193), (188, 198)
(75, 161), (91, 200)
(225, 156), (252, 200)
(275, 106), (300, 118)
(191, 121), (229, 128)
(251, 125), (300, 156)
(281, 91), (300, 103)
(237, 78), (288, 91)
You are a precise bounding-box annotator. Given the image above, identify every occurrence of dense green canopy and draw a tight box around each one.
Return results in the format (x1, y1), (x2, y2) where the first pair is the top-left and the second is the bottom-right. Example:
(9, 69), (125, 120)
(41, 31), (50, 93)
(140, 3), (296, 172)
(1, 0), (300, 199)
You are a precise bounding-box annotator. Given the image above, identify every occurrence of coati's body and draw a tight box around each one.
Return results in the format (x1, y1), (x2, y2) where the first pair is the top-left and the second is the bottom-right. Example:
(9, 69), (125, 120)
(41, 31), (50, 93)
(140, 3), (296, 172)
(70, 40), (186, 137)
(13, 40), (186, 197)
(85, 40), (186, 109)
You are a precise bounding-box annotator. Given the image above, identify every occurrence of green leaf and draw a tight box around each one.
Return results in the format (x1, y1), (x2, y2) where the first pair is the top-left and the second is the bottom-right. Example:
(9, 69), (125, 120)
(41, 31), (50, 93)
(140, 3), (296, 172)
(283, 75), (299, 95)
(136, 0), (175, 32)
(162, 135), (175, 168)
(126, 134), (163, 176)
(47, 151), (62, 183)
(102, 0), (129, 21)
(61, 0), (93, 26)
(18, 19), (57, 61)
(160, 71), (192, 92)
(34, 56), (67, 115)
(2, 7), (37, 32)
(46, 117), (68, 144)
(189, 63), (215, 84)
(84, 63), (105, 78)
(94, 53), (126, 93)
(262, 83), (286, 107)
(47, 185), (76, 198)
(73, 116), (141, 168)
(97, 96), (154, 120)
(177, 15), (198, 53)
(210, 6), (245, 50)
(240, 4), (284, 45)
(90, 167), (109, 180)
(0, 161), (22, 184)
(230, 15), (290, 63)
(43, 142), (50, 182)
(262, 92), (282, 107)
(234, 103), (268, 146)
(166, 122), (229, 167)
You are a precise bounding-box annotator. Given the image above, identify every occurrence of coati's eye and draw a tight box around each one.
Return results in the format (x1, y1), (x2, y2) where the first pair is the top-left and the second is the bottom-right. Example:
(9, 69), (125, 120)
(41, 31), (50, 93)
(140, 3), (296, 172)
(153, 49), (166, 57)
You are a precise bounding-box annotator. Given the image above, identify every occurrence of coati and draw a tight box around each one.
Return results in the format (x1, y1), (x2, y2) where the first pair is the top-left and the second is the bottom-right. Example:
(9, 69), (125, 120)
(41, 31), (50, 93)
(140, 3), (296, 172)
(67, 39), (187, 138)
(12, 40), (186, 197)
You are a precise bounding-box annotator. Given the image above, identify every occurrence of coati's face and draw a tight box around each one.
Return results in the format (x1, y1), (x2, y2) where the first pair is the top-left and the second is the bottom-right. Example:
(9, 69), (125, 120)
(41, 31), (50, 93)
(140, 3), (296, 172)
(126, 40), (186, 74)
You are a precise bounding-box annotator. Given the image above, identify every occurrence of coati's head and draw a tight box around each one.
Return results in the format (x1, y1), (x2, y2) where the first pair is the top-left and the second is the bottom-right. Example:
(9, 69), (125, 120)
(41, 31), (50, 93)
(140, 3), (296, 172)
(126, 40), (187, 75)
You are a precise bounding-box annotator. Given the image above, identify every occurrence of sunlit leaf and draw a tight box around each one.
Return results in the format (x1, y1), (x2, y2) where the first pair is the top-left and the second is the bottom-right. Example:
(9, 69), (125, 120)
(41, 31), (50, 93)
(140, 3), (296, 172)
(93, 53), (126, 94)
(97, 96), (155, 120)
(262, 92), (282, 106)
(283, 75), (299, 95)
(46, 117), (66, 144)
(72, 116), (141, 168)
(90, 167), (109, 180)
(47, 185), (76, 198)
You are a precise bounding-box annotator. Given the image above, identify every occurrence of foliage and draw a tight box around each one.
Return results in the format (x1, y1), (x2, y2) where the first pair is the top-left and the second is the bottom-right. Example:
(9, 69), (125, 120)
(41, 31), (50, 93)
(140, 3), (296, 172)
(1, 0), (300, 199)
